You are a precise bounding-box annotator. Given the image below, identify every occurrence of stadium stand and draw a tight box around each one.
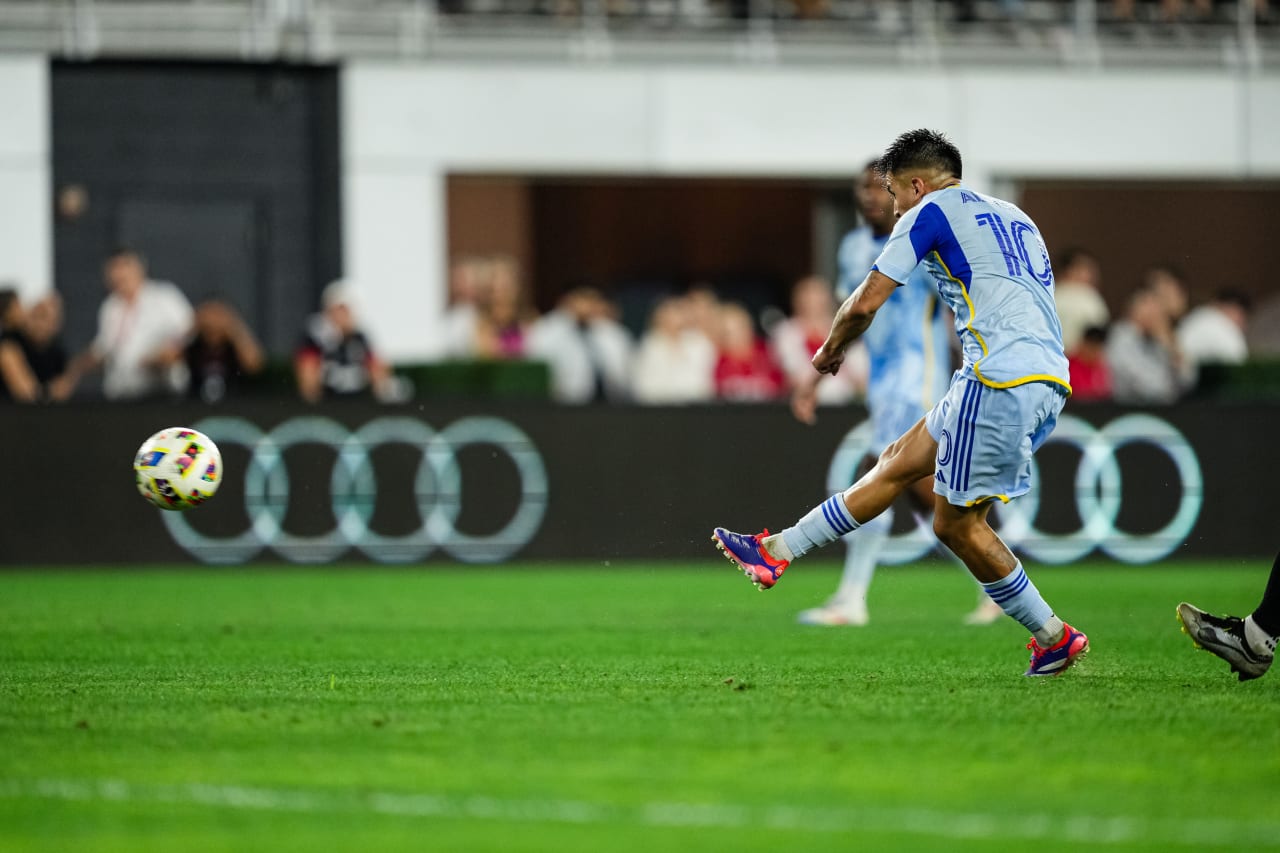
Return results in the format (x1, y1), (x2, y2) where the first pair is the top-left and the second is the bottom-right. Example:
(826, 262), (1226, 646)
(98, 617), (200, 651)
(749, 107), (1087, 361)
(0, 0), (1272, 65)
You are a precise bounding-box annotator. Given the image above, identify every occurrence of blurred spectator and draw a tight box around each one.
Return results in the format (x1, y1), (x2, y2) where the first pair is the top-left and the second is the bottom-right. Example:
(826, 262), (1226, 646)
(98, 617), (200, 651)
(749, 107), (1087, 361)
(27, 295), (72, 400)
(439, 255), (533, 360)
(1107, 286), (1193, 404)
(770, 275), (863, 405)
(527, 287), (634, 404)
(184, 299), (266, 403)
(1177, 289), (1250, 372)
(1066, 325), (1112, 402)
(64, 247), (193, 400)
(0, 287), (18, 332)
(0, 293), (73, 403)
(295, 281), (393, 403)
(440, 255), (489, 359)
(714, 302), (786, 402)
(632, 295), (717, 404)
(0, 293), (33, 402)
(1144, 264), (1190, 326)
(0, 293), (35, 402)
(1053, 247), (1109, 356)
(474, 256), (534, 359)
(685, 285), (722, 346)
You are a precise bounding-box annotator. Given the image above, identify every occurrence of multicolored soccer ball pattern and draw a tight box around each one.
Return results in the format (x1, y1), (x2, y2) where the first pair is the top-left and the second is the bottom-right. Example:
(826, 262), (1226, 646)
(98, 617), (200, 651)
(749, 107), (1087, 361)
(133, 427), (222, 512)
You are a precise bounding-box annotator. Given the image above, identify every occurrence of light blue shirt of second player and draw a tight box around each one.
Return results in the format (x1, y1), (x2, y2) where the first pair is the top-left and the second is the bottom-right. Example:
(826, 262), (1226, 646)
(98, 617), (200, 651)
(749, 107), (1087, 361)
(871, 185), (1071, 394)
(837, 225), (951, 413)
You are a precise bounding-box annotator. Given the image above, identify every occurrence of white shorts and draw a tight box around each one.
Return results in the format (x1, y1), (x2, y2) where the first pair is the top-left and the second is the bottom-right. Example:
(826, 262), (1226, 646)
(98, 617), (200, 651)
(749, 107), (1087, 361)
(924, 372), (1066, 507)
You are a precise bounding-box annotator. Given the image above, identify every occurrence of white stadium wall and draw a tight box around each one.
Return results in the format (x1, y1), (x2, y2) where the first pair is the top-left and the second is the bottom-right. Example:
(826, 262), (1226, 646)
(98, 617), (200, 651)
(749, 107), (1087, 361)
(342, 63), (1280, 362)
(0, 56), (50, 303)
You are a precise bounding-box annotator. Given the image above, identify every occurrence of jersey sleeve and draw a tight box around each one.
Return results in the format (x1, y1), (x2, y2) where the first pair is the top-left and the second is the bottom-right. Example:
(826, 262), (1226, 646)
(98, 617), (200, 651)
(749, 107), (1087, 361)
(871, 201), (947, 285)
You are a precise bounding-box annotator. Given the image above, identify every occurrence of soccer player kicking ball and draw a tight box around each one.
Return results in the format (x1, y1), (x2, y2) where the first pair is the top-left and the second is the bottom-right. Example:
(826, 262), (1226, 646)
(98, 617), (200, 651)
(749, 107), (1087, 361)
(714, 128), (1089, 677)
(792, 161), (1002, 628)
(1177, 552), (1279, 681)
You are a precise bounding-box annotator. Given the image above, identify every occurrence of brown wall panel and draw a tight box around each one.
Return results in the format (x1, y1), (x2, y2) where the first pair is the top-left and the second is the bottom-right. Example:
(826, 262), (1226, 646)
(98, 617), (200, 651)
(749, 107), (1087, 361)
(1019, 181), (1280, 314)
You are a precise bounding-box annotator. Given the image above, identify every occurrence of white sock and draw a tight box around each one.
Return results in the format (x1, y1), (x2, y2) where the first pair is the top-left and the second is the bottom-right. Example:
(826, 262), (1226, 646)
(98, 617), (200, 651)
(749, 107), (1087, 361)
(834, 509), (891, 603)
(1032, 615), (1066, 647)
(764, 533), (794, 562)
(980, 563), (1062, 644)
(776, 493), (861, 561)
(1244, 616), (1278, 658)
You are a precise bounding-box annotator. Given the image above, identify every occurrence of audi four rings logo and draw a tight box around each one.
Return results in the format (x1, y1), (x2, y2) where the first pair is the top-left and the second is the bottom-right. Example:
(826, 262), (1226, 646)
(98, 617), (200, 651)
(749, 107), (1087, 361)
(827, 413), (1204, 565)
(162, 415), (549, 564)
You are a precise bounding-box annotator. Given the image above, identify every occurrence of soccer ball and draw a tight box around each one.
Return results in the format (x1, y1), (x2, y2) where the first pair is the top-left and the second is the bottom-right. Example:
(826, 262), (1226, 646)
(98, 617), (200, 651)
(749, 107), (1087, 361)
(133, 427), (222, 511)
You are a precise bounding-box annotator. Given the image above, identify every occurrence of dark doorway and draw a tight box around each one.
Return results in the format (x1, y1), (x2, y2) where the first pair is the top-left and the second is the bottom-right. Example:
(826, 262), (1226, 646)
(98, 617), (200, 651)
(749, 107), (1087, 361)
(52, 61), (341, 358)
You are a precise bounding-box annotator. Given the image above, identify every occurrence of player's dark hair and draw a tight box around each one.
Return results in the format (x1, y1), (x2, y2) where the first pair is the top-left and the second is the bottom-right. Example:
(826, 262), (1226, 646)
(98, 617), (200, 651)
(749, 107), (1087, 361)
(874, 129), (963, 182)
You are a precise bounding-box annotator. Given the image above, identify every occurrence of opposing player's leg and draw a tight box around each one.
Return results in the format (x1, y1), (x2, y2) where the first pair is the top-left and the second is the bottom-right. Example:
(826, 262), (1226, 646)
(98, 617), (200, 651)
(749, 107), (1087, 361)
(1252, 552), (1280, 644)
(1176, 550), (1280, 681)
(714, 418), (936, 591)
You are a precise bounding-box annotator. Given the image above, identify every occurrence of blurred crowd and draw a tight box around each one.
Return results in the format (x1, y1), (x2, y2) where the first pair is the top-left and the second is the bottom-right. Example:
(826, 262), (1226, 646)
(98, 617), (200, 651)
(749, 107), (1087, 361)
(0, 243), (1265, 408)
(437, 254), (865, 405)
(1053, 247), (1254, 405)
(0, 247), (393, 406)
(440, 0), (1275, 26)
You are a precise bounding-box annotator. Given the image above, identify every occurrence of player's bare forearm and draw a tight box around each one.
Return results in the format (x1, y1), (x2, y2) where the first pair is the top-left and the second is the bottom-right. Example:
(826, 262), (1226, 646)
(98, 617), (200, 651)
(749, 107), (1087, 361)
(812, 271), (897, 375)
(830, 296), (876, 351)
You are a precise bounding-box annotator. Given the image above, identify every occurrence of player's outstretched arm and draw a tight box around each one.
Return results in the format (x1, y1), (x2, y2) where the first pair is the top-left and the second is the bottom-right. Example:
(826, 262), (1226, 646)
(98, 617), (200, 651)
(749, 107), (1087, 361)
(812, 270), (899, 375)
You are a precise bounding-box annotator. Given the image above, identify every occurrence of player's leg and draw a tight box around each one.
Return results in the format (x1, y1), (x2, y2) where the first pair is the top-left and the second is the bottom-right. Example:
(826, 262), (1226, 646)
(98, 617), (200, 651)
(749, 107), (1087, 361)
(714, 418), (936, 590)
(1176, 550), (1279, 681)
(933, 498), (1086, 676)
(1251, 552), (1280, 643)
(903, 474), (1002, 625)
(928, 377), (1085, 676)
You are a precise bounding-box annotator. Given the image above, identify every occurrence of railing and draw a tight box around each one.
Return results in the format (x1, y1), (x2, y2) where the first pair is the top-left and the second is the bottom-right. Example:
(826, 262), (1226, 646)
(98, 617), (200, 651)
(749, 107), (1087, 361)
(0, 0), (1271, 66)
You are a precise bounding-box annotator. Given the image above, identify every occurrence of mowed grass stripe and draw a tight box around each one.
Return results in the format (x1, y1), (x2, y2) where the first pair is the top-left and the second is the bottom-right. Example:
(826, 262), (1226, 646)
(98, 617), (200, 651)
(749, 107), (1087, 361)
(3, 777), (1279, 847)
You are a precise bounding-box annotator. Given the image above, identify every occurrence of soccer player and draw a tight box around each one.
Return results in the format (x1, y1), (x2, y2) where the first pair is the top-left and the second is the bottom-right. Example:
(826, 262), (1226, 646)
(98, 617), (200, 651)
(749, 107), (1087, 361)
(1177, 553), (1279, 681)
(714, 128), (1088, 677)
(792, 162), (1002, 627)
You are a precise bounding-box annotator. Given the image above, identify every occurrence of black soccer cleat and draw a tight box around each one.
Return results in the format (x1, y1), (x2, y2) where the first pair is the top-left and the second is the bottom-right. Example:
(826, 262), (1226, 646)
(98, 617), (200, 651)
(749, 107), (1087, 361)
(1177, 602), (1274, 682)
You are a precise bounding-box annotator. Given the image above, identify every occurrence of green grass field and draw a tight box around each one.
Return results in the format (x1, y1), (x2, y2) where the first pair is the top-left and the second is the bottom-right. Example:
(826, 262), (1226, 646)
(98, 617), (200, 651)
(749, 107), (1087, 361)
(1, 560), (1277, 851)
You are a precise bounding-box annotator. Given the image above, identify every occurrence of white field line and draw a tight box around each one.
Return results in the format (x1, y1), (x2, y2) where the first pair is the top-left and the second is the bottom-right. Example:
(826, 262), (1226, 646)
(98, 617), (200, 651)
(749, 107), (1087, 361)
(1, 778), (1277, 847)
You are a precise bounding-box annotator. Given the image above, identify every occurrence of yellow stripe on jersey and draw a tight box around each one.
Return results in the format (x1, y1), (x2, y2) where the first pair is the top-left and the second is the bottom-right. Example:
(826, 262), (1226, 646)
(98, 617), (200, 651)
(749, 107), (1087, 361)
(927, 250), (1073, 396)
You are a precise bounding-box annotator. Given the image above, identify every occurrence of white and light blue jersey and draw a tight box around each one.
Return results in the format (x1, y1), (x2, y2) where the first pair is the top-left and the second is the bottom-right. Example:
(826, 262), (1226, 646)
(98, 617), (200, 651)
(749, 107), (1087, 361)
(837, 225), (951, 415)
(872, 185), (1071, 394)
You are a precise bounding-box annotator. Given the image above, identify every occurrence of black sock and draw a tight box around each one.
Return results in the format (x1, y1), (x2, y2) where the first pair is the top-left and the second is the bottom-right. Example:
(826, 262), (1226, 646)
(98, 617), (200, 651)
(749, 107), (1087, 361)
(1250, 550), (1280, 637)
